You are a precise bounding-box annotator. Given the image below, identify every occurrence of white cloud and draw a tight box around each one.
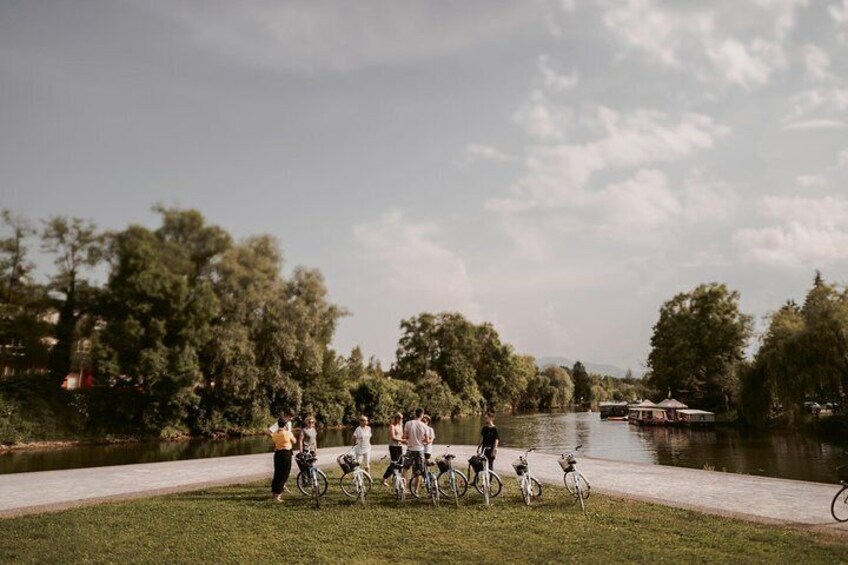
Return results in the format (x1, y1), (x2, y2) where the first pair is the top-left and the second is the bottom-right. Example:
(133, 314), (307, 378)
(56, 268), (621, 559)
(512, 89), (573, 141)
(735, 195), (848, 266)
(461, 143), (514, 164)
(830, 1), (848, 23)
(783, 88), (848, 130)
(796, 174), (828, 187)
(353, 211), (480, 315)
(538, 54), (579, 93)
(598, 0), (806, 89)
(803, 44), (832, 81)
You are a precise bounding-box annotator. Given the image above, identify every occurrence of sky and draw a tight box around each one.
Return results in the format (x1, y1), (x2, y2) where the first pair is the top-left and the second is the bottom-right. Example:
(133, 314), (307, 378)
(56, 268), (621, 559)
(2, 0), (848, 372)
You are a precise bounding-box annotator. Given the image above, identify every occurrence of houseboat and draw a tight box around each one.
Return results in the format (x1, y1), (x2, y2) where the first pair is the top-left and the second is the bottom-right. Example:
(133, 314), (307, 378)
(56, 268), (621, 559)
(656, 398), (688, 423)
(676, 409), (715, 428)
(628, 400), (669, 426)
(599, 401), (629, 420)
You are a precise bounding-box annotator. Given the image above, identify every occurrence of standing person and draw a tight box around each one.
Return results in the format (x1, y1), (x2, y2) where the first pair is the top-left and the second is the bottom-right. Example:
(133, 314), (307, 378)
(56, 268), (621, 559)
(422, 414), (435, 461)
(352, 415), (372, 472)
(299, 415), (318, 455)
(478, 411), (499, 472)
(382, 412), (405, 486)
(268, 416), (297, 501)
(402, 408), (428, 480)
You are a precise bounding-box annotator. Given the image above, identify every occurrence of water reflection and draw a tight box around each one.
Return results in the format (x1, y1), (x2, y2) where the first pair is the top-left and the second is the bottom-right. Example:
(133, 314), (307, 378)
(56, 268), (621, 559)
(1, 412), (845, 483)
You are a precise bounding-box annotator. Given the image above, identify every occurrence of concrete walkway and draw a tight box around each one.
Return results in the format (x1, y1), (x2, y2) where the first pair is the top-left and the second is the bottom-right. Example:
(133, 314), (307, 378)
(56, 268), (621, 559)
(0, 444), (845, 534)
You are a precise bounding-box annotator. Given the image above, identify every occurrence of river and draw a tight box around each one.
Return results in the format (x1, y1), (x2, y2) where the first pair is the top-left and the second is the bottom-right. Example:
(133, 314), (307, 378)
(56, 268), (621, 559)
(1, 412), (845, 483)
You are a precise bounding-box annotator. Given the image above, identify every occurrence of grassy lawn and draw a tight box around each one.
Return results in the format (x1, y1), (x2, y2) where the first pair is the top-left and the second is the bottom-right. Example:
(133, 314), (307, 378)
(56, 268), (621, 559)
(1, 465), (846, 564)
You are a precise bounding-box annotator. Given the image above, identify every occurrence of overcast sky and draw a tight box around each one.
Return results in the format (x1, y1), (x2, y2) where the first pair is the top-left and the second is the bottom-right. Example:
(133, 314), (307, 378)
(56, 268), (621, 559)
(2, 0), (848, 371)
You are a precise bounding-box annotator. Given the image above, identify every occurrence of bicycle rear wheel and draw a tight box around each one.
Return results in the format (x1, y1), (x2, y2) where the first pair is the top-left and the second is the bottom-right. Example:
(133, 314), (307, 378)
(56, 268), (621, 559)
(832, 486), (848, 522)
(474, 471), (503, 498)
(296, 472), (310, 496)
(409, 473), (424, 499)
(438, 469), (468, 500)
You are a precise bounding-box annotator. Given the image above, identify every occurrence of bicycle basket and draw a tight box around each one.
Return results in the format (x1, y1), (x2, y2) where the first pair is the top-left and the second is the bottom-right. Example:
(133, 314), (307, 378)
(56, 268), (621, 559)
(512, 459), (527, 476)
(558, 456), (574, 472)
(436, 458), (450, 473)
(337, 454), (357, 474)
(295, 454), (310, 473)
(469, 455), (485, 473)
(838, 465), (848, 482)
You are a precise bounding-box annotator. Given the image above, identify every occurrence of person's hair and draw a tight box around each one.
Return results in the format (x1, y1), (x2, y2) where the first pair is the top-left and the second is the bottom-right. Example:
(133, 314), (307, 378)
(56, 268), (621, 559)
(415, 407), (425, 418)
(422, 415), (431, 424)
(485, 410), (495, 418)
(359, 414), (369, 423)
(305, 415), (315, 424)
(393, 413), (403, 422)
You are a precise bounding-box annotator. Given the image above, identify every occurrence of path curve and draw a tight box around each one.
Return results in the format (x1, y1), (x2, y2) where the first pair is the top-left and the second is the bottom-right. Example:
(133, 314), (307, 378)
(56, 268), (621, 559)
(0, 444), (845, 534)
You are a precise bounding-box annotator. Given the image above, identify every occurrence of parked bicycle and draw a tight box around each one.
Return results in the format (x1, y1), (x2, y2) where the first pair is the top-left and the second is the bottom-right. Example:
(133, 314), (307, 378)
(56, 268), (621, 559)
(295, 451), (328, 508)
(337, 449), (372, 505)
(831, 465), (848, 522)
(512, 448), (542, 506)
(436, 445), (468, 506)
(559, 444), (590, 512)
(408, 452), (440, 505)
(468, 446), (503, 505)
(381, 453), (407, 505)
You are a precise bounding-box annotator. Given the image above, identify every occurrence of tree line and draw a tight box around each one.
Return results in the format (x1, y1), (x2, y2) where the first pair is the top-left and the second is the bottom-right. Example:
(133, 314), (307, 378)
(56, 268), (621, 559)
(0, 207), (637, 443)
(645, 276), (848, 428)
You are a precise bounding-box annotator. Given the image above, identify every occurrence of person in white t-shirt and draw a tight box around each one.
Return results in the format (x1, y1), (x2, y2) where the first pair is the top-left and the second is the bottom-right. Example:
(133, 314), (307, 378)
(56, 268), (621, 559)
(402, 408), (428, 480)
(422, 414), (435, 460)
(352, 415), (372, 472)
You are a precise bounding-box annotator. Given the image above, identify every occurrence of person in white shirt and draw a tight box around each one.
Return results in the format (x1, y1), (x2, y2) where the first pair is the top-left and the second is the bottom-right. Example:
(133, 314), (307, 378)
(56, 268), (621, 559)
(422, 414), (435, 461)
(402, 408), (428, 480)
(352, 415), (372, 472)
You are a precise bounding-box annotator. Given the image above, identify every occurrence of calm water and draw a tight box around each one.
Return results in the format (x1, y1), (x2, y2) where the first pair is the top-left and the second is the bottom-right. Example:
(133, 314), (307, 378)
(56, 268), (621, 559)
(2, 412), (846, 483)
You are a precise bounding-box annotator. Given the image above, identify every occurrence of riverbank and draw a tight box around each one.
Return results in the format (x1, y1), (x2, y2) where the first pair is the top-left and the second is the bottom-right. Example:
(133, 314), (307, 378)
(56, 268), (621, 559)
(0, 462), (846, 564)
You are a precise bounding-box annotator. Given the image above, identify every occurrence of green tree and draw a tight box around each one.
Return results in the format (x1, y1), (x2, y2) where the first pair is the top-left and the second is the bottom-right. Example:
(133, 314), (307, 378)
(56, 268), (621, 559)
(647, 283), (752, 412)
(571, 361), (592, 405)
(40, 217), (104, 383)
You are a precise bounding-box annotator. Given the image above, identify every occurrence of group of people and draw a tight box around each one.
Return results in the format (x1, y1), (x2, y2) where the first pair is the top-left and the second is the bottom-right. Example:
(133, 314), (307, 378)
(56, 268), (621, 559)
(267, 409), (501, 501)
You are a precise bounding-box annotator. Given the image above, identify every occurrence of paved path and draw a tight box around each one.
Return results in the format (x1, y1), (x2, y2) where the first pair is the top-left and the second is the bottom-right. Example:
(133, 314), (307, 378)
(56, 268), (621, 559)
(0, 444), (845, 534)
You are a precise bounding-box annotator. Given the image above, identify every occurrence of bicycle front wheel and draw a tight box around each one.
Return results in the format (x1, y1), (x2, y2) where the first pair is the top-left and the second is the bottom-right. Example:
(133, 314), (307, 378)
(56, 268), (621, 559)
(296, 472), (310, 496)
(340, 472), (371, 498)
(438, 469), (468, 499)
(832, 486), (848, 522)
(474, 471), (503, 498)
(564, 471), (590, 502)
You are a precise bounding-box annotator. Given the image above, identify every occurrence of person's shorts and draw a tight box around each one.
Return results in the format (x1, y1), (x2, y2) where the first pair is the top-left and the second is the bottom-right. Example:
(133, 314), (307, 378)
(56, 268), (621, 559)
(403, 450), (423, 470)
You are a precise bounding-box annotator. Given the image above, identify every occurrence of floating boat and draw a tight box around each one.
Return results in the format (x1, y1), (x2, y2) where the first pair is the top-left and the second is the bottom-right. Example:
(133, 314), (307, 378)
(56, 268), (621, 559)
(599, 401), (629, 420)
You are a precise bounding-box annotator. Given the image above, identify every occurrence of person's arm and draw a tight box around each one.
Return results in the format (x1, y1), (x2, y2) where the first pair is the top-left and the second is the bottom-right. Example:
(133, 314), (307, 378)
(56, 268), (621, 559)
(298, 429), (304, 452)
(493, 429), (499, 455)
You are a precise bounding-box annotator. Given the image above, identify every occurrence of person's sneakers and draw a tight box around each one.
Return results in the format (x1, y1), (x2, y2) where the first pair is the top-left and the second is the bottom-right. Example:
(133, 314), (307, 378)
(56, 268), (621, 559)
(274, 493), (283, 502)
(381, 479), (389, 487)
(283, 486), (290, 493)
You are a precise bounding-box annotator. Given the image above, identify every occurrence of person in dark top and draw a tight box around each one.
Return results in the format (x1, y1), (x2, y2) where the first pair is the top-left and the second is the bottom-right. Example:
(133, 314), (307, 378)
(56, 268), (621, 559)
(478, 411), (499, 471)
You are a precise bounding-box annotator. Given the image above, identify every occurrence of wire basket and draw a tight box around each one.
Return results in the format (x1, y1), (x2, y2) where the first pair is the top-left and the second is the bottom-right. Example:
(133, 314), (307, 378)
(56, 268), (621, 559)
(436, 458), (450, 473)
(468, 455), (485, 473)
(337, 454), (358, 474)
(512, 458), (527, 476)
(558, 455), (575, 472)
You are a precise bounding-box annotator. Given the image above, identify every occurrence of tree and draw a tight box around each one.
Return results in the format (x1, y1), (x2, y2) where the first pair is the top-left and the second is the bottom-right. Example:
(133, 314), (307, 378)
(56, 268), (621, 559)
(571, 361), (592, 405)
(41, 217), (103, 382)
(647, 283), (752, 412)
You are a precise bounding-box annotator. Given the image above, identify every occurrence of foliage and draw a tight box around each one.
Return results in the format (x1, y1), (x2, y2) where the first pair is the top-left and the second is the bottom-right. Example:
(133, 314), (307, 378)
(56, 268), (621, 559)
(647, 283), (753, 412)
(571, 361), (592, 404)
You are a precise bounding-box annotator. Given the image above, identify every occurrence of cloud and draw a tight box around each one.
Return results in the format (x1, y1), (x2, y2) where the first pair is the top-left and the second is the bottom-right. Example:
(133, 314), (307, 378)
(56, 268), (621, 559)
(144, 0), (538, 73)
(512, 89), (573, 141)
(796, 174), (828, 187)
(537, 54), (579, 93)
(461, 143), (514, 164)
(353, 211), (480, 315)
(598, 0), (805, 89)
(830, 1), (848, 23)
(783, 88), (848, 130)
(735, 195), (848, 266)
(803, 44), (833, 81)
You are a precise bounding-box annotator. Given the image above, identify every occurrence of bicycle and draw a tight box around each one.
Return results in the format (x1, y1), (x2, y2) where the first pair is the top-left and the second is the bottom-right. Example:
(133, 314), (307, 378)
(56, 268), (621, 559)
(295, 451), (329, 509)
(512, 448), (542, 506)
(381, 453), (407, 505)
(831, 465), (848, 522)
(337, 450), (373, 505)
(408, 452), (440, 505)
(468, 446), (503, 506)
(436, 445), (469, 506)
(559, 444), (591, 512)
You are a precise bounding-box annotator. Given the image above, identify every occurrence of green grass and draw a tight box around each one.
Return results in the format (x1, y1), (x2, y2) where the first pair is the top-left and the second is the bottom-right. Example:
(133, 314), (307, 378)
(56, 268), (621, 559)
(0, 465), (846, 564)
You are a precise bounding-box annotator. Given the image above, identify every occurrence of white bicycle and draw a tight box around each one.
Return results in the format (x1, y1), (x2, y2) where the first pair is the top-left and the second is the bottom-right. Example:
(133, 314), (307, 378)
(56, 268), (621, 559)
(381, 453), (406, 505)
(338, 450), (372, 505)
(512, 448), (542, 506)
(559, 444), (591, 512)
(469, 446), (503, 506)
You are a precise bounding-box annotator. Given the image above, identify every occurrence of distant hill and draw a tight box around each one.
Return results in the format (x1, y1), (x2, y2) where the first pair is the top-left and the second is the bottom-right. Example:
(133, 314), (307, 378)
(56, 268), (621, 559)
(535, 356), (643, 379)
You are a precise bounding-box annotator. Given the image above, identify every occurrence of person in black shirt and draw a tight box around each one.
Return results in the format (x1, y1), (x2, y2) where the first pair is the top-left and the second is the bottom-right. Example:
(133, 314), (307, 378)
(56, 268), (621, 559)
(478, 411), (499, 471)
